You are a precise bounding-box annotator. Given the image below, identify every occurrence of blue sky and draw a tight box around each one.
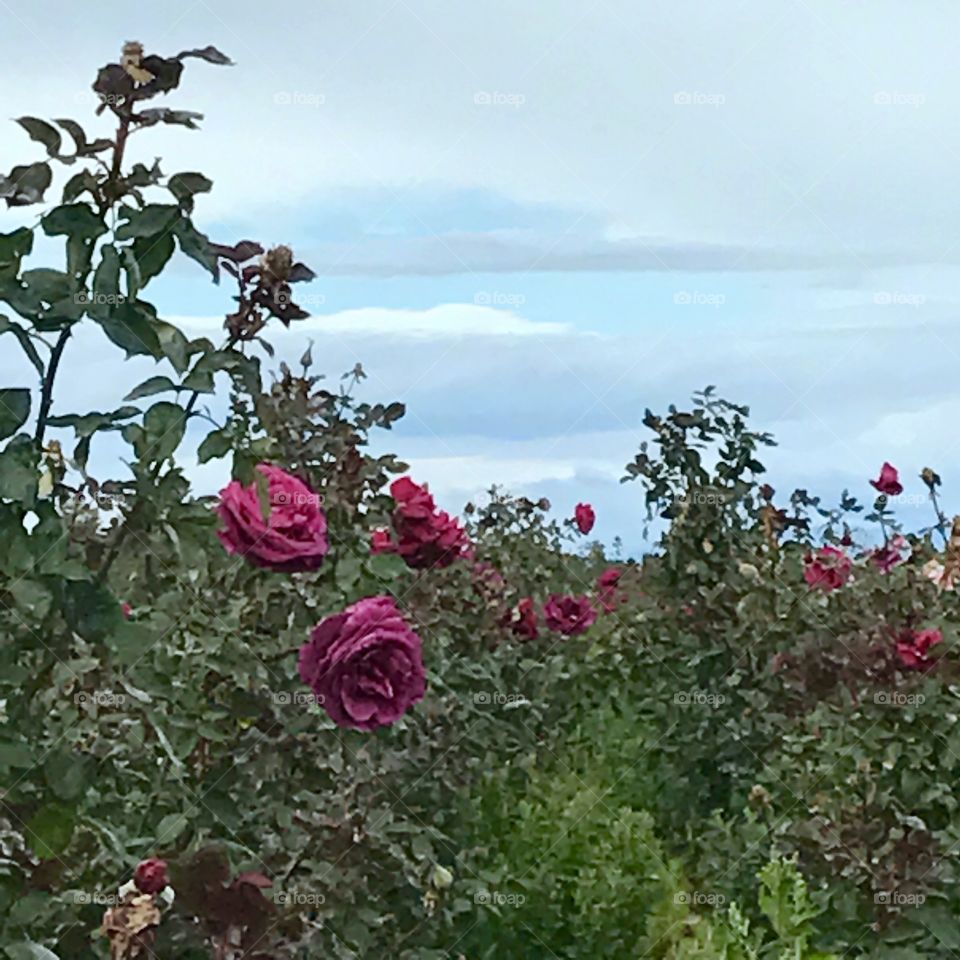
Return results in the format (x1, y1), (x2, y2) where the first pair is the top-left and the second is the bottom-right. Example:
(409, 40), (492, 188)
(3, 1), (960, 554)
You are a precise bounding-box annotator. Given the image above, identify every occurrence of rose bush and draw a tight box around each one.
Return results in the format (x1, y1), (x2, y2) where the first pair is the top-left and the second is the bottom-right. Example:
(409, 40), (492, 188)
(1, 41), (959, 960)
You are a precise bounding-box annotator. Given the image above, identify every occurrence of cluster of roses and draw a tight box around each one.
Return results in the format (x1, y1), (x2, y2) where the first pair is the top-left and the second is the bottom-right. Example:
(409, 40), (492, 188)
(370, 476), (471, 568)
(218, 465), (426, 732)
(504, 567), (624, 641)
(801, 462), (943, 670)
(217, 467), (609, 730)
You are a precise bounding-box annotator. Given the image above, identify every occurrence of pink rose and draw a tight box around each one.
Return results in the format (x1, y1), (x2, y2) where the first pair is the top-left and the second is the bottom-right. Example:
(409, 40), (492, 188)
(596, 568), (623, 612)
(896, 627), (942, 670)
(121, 602), (132, 620)
(217, 464), (328, 572)
(371, 528), (394, 554)
(387, 477), (470, 570)
(803, 546), (852, 592)
(134, 858), (169, 894)
(299, 596), (426, 730)
(870, 535), (908, 574)
(870, 462), (903, 497)
(544, 594), (596, 635)
(574, 502), (595, 535)
(507, 598), (539, 640)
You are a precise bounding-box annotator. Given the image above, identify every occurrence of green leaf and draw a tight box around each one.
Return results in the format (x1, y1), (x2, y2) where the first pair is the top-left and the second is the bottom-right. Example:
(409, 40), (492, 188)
(41, 203), (106, 242)
(94, 300), (162, 358)
(156, 812), (190, 843)
(44, 749), (92, 802)
(174, 217), (218, 280)
(0, 318), (42, 376)
(60, 580), (122, 642)
(0, 227), (34, 275)
(168, 171), (213, 210)
(197, 428), (232, 463)
(0, 389), (31, 441)
(131, 232), (175, 287)
(26, 803), (76, 860)
(15, 117), (62, 156)
(124, 376), (178, 401)
(5, 941), (62, 960)
(115, 204), (179, 241)
(46, 406), (140, 438)
(0, 435), (38, 505)
(141, 401), (188, 462)
(0, 741), (35, 768)
(0, 162), (52, 206)
(89, 245), (120, 321)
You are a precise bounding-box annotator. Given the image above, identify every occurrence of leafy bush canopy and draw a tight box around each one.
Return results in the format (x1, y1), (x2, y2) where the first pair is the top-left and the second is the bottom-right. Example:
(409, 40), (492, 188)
(1, 39), (959, 960)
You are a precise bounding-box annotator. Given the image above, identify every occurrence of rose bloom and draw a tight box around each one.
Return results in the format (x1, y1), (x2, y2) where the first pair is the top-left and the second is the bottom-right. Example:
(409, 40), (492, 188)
(544, 594), (597, 635)
(508, 597), (539, 640)
(134, 858), (169, 894)
(299, 595), (426, 731)
(896, 627), (943, 670)
(870, 535), (908, 574)
(217, 464), (328, 572)
(803, 546), (852, 592)
(870, 462), (903, 497)
(370, 528), (394, 554)
(596, 568), (623, 612)
(388, 477), (470, 569)
(924, 558), (960, 591)
(574, 502), (595, 535)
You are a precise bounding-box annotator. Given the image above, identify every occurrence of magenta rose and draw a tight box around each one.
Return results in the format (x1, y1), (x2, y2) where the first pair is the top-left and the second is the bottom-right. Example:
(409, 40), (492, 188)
(299, 595), (426, 731)
(544, 594), (596, 635)
(217, 464), (328, 572)
(574, 502), (595, 535)
(870, 462), (903, 496)
(596, 567), (623, 612)
(507, 597), (539, 640)
(896, 627), (942, 670)
(134, 858), (169, 894)
(803, 546), (851, 592)
(870, 534), (908, 574)
(388, 476), (470, 569)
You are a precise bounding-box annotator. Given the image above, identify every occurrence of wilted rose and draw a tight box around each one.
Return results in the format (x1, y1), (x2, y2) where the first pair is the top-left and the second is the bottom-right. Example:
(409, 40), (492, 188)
(134, 858), (169, 895)
(803, 546), (852, 592)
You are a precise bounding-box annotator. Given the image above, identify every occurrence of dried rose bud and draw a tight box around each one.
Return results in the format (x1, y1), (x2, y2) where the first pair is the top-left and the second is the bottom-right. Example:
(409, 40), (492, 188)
(134, 858), (169, 894)
(261, 245), (294, 282)
(921, 467), (941, 490)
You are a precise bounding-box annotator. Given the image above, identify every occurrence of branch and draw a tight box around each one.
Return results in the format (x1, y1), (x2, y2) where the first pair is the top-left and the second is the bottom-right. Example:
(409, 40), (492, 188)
(34, 328), (71, 446)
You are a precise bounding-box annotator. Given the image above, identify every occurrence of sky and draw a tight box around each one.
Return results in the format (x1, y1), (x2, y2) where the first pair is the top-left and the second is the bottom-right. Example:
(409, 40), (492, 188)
(2, 0), (960, 555)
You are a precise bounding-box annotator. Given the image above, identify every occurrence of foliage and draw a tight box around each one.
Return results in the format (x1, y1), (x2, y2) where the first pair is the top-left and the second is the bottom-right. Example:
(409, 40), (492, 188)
(2, 37), (960, 960)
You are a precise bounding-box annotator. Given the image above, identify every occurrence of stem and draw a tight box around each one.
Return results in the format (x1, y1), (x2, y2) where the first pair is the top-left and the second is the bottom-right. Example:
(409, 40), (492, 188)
(34, 328), (71, 446)
(929, 487), (949, 546)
